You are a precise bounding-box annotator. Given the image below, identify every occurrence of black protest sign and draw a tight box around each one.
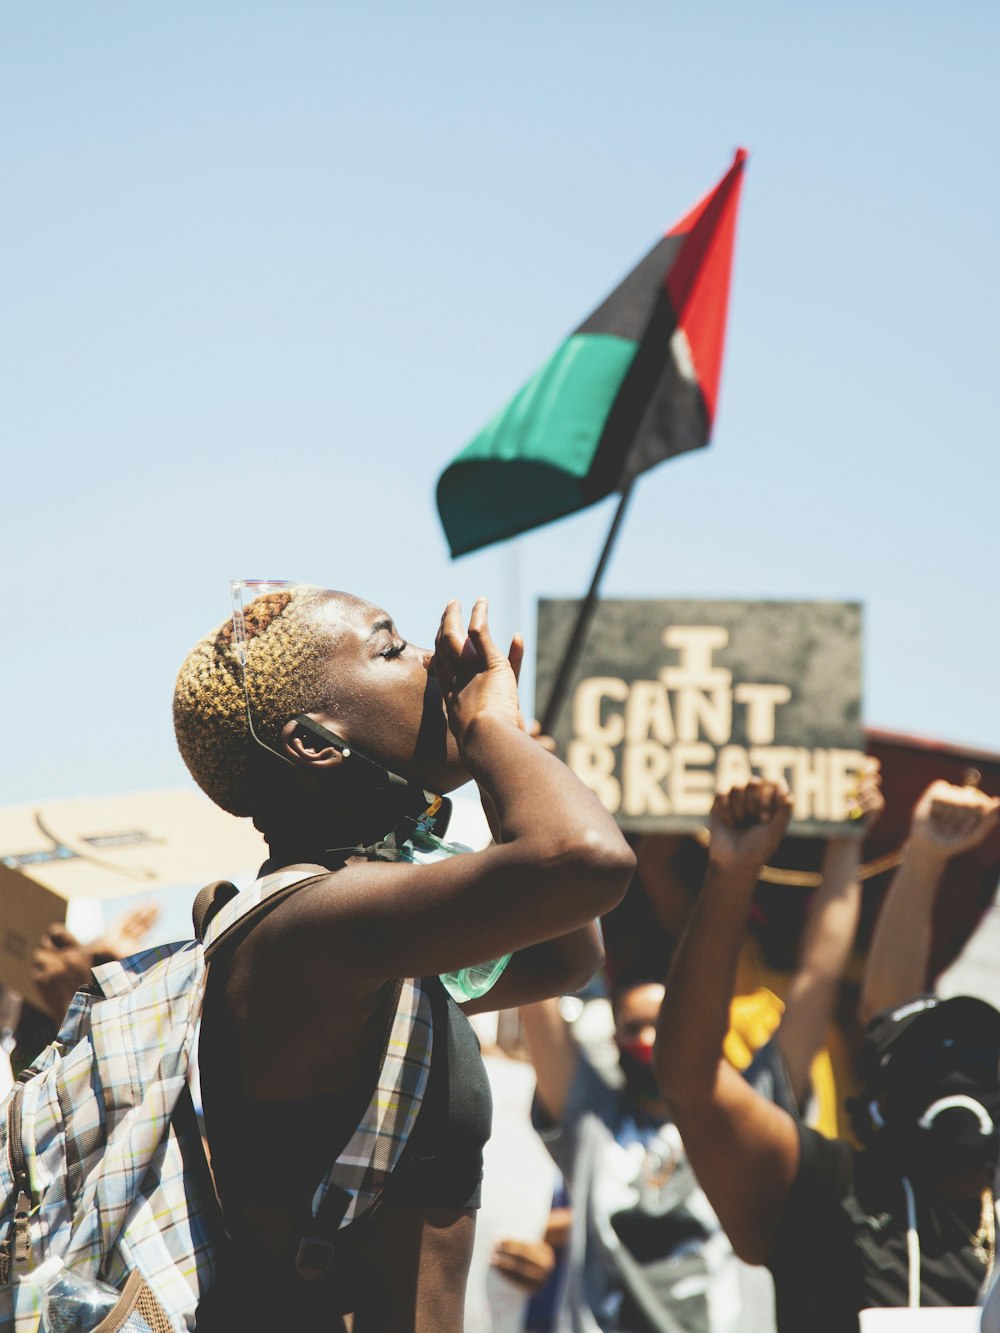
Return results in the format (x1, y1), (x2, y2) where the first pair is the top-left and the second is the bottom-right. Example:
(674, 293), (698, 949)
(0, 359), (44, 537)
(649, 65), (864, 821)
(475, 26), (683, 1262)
(535, 599), (865, 836)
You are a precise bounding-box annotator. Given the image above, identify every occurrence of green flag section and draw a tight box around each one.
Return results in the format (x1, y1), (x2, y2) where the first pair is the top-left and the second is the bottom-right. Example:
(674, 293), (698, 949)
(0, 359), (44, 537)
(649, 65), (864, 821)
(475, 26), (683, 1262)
(437, 148), (748, 557)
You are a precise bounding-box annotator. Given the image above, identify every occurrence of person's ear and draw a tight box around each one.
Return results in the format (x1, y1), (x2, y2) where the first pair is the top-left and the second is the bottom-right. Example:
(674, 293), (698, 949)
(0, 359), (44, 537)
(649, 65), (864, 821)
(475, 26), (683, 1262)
(280, 716), (351, 770)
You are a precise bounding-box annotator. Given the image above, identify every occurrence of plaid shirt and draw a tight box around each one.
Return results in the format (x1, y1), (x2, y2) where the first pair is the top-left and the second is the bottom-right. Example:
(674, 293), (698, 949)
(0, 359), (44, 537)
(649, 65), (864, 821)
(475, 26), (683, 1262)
(1, 869), (432, 1332)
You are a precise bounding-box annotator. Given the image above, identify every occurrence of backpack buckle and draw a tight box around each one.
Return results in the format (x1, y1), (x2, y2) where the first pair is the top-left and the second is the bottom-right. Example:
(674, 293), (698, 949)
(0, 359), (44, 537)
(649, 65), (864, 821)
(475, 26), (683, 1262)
(294, 1234), (335, 1280)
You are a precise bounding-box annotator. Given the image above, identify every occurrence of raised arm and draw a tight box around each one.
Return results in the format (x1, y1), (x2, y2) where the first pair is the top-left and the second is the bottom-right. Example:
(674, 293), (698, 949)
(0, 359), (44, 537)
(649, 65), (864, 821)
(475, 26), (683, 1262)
(654, 781), (800, 1264)
(775, 759), (883, 1104)
(254, 599), (634, 990)
(519, 998), (581, 1123)
(858, 779), (1000, 1026)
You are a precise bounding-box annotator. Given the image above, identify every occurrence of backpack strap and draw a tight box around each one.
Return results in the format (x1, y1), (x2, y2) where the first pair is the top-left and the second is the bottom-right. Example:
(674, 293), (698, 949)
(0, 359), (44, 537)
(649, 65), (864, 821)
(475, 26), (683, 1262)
(195, 861), (434, 1280)
(293, 1183), (354, 1280)
(197, 835), (409, 951)
(201, 869), (335, 961)
(192, 880), (240, 940)
(309, 976), (432, 1232)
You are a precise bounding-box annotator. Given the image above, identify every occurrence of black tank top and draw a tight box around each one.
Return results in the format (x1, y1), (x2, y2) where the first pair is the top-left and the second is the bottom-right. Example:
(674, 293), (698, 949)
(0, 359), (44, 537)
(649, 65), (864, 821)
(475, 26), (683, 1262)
(199, 971), (492, 1222)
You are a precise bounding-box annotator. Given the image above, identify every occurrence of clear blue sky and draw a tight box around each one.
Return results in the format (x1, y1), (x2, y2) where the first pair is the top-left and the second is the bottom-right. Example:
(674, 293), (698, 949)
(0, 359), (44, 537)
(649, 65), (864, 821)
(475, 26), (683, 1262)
(3, 0), (998, 807)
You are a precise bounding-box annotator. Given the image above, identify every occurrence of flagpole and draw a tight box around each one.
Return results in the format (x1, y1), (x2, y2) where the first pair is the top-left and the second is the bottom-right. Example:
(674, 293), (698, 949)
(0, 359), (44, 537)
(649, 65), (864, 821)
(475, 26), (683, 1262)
(539, 480), (635, 736)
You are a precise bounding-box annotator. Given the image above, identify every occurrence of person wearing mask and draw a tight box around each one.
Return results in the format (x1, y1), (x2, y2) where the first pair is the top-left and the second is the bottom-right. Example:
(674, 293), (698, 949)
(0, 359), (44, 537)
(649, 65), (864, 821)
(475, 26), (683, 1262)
(173, 587), (634, 1331)
(521, 977), (757, 1333)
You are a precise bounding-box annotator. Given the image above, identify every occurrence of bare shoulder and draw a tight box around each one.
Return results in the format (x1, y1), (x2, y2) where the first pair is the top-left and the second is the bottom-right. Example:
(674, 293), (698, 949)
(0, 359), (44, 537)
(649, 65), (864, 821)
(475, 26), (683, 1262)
(232, 853), (476, 979)
(216, 870), (402, 1096)
(225, 859), (394, 992)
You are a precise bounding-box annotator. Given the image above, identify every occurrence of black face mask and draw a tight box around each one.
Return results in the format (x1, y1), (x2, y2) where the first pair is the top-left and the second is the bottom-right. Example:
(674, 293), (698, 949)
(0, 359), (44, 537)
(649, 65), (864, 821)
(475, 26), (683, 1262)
(291, 715), (451, 856)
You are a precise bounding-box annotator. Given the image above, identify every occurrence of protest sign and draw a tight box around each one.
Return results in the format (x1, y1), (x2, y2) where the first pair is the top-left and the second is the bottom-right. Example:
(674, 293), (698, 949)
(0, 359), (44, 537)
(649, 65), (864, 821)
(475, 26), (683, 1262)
(0, 788), (265, 1006)
(536, 598), (865, 836)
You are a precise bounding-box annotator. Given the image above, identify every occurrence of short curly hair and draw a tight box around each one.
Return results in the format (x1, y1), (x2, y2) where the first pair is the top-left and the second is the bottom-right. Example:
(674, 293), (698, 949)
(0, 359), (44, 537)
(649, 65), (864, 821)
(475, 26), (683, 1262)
(173, 585), (336, 817)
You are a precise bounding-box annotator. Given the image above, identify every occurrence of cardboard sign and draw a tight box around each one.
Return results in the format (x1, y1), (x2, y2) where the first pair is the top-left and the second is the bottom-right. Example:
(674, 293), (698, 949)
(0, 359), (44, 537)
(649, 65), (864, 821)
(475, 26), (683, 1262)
(536, 599), (865, 836)
(0, 788), (266, 1006)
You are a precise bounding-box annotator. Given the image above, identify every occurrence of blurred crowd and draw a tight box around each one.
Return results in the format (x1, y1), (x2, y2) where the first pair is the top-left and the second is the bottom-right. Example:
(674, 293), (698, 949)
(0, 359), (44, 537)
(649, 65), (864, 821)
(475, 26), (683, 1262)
(3, 766), (999, 1333)
(469, 768), (1000, 1332)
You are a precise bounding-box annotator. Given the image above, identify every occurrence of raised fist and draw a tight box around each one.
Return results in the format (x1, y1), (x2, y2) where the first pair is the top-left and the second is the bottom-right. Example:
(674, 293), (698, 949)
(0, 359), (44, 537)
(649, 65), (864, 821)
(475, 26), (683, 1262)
(909, 780), (1000, 860)
(708, 780), (794, 874)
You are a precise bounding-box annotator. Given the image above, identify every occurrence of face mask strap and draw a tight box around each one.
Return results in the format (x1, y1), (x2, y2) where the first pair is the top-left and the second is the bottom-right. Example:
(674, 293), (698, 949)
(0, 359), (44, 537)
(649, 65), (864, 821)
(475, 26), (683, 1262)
(229, 579), (452, 849)
(230, 578), (296, 769)
(290, 715), (452, 848)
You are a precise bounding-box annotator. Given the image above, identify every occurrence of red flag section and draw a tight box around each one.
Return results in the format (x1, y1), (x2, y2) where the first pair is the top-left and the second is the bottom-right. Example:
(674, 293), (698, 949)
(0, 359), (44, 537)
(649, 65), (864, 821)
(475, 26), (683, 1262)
(664, 147), (748, 425)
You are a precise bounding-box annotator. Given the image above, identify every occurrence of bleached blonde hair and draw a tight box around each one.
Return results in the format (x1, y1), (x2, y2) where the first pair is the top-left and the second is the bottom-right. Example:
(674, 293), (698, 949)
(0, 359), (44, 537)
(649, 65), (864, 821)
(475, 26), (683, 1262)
(173, 586), (334, 817)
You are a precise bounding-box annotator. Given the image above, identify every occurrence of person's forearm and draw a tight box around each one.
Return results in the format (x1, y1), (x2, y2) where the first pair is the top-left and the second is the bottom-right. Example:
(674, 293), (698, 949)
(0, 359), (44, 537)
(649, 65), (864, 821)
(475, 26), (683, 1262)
(465, 777), (608, 1009)
(858, 843), (947, 1025)
(520, 998), (580, 1122)
(462, 923), (605, 1015)
(462, 716), (632, 872)
(507, 924), (604, 993)
(798, 840), (863, 982)
(656, 863), (759, 1104)
(777, 839), (862, 1102)
(635, 835), (693, 938)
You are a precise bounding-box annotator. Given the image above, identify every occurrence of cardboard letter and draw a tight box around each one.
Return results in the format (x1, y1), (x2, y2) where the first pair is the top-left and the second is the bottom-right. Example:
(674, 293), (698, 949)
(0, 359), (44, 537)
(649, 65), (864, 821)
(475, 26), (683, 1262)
(674, 687), (733, 745)
(669, 743), (716, 816)
(622, 742), (671, 816)
(715, 744), (753, 793)
(573, 677), (628, 746)
(660, 627), (732, 690)
(792, 748), (830, 821)
(625, 681), (675, 744)
(735, 684), (792, 744)
(749, 746), (797, 784)
(829, 749), (867, 821)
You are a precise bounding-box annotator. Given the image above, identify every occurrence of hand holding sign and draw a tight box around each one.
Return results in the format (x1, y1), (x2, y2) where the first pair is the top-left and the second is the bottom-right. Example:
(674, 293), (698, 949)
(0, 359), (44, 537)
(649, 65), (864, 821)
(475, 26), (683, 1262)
(847, 757), (885, 831)
(707, 779), (795, 874)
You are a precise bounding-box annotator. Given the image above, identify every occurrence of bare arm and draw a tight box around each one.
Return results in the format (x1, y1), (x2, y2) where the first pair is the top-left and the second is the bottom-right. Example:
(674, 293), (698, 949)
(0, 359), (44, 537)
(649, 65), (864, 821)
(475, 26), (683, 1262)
(634, 834), (691, 940)
(776, 759), (884, 1103)
(462, 721), (607, 1013)
(654, 781), (800, 1265)
(518, 998), (581, 1122)
(262, 734), (631, 994)
(245, 601), (633, 1004)
(859, 780), (1000, 1026)
(460, 926), (604, 1016)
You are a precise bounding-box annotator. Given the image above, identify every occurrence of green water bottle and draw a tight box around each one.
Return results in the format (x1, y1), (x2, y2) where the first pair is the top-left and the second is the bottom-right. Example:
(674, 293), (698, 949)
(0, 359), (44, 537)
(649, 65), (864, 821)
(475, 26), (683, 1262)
(398, 831), (511, 1002)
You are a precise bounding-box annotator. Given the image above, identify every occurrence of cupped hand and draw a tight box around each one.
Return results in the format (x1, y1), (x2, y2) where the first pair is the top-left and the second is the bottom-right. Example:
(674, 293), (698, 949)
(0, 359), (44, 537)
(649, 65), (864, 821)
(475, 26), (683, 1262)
(433, 598), (523, 742)
(708, 780), (794, 874)
(909, 780), (1000, 860)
